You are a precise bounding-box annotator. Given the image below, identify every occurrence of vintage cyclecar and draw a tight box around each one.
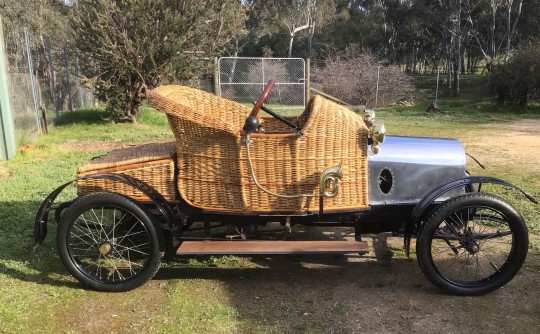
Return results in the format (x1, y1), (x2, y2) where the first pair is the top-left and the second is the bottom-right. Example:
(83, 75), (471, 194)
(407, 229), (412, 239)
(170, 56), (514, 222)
(35, 80), (537, 295)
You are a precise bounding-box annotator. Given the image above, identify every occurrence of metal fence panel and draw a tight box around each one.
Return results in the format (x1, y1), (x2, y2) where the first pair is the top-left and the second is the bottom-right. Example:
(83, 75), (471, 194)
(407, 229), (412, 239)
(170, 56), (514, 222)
(218, 57), (305, 108)
(1, 19), (96, 147)
(0, 16), (16, 160)
(3, 24), (35, 142)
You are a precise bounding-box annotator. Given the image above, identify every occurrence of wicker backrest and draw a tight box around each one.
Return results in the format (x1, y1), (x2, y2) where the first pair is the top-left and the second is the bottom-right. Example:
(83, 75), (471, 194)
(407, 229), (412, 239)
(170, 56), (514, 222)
(149, 85), (250, 134)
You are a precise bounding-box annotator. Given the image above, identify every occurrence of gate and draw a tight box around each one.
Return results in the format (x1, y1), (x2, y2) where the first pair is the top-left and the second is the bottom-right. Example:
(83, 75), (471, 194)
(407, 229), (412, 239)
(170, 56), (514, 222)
(218, 57), (306, 110)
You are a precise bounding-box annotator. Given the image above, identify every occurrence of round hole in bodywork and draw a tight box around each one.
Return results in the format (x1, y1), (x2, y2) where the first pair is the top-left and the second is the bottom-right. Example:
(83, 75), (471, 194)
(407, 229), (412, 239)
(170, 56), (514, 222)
(379, 169), (393, 194)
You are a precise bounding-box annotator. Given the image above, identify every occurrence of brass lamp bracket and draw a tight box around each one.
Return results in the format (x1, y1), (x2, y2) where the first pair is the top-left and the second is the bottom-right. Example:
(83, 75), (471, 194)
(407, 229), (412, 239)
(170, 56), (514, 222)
(370, 122), (386, 154)
(363, 109), (386, 154)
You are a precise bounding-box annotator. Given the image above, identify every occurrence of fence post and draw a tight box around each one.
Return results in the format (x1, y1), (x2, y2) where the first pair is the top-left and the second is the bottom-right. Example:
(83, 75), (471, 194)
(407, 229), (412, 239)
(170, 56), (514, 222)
(0, 16), (16, 160)
(375, 66), (380, 108)
(435, 69), (440, 104)
(63, 44), (73, 112)
(214, 57), (219, 95)
(23, 28), (42, 134)
(44, 36), (58, 117)
(306, 58), (310, 103)
(261, 58), (265, 91)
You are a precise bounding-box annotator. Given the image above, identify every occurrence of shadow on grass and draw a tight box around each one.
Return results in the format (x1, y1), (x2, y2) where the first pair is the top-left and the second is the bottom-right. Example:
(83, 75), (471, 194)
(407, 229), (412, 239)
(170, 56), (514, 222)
(54, 108), (112, 126)
(0, 200), (81, 290)
(0, 198), (421, 295)
(154, 230), (429, 333)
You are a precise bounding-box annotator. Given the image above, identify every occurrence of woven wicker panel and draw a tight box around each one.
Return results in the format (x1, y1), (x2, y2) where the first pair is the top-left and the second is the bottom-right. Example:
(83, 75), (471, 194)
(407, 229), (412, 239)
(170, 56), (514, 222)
(77, 142), (177, 201)
(259, 115), (299, 132)
(149, 85), (369, 213)
(241, 96), (369, 212)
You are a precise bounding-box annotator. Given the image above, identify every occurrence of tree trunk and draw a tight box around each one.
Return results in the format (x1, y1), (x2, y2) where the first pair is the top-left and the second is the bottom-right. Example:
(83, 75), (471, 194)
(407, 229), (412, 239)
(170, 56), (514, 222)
(504, 0), (523, 63)
(460, 47), (466, 74)
(446, 39), (452, 92)
(451, 1), (461, 97)
(121, 80), (144, 123)
(288, 32), (294, 58)
(488, 0), (498, 66)
(505, 0), (513, 63)
(452, 58), (460, 97)
(308, 22), (315, 57)
(229, 40), (239, 84)
(412, 42), (418, 73)
(467, 49), (472, 73)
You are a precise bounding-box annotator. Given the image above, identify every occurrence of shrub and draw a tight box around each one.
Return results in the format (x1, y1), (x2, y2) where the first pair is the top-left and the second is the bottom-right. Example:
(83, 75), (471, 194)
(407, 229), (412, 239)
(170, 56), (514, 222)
(311, 47), (413, 107)
(490, 42), (540, 107)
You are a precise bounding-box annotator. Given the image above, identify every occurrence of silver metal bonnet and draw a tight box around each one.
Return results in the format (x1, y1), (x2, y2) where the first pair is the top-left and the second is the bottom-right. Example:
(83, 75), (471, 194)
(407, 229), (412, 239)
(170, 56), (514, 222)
(368, 136), (467, 205)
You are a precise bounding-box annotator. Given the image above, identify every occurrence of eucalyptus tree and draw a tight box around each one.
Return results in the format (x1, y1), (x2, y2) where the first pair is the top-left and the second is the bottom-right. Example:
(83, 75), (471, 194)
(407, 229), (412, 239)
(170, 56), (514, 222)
(462, 0), (524, 66)
(240, 0), (337, 58)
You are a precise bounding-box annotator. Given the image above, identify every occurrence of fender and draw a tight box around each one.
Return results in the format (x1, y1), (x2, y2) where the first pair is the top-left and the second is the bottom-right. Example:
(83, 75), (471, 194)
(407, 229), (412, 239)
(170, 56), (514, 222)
(34, 173), (177, 246)
(403, 176), (537, 256)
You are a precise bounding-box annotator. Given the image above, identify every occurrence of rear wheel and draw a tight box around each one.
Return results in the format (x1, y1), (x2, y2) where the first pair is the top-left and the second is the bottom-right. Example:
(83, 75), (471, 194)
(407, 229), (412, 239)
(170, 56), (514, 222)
(57, 192), (162, 292)
(417, 193), (528, 295)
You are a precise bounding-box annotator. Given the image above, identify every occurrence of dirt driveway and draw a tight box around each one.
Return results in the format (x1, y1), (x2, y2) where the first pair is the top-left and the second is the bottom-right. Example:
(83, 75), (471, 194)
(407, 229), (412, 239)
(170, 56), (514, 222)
(470, 119), (540, 167)
(65, 237), (540, 334)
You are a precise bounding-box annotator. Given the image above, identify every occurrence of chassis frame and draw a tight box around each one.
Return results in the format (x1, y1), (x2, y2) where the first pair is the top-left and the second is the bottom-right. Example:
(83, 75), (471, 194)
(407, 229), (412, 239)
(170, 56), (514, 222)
(35, 173), (536, 255)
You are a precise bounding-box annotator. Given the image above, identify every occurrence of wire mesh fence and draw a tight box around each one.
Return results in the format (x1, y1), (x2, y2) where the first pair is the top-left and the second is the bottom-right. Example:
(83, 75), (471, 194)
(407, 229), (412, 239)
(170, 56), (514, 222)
(218, 57), (306, 109)
(2, 22), (94, 144)
(3, 26), (37, 143)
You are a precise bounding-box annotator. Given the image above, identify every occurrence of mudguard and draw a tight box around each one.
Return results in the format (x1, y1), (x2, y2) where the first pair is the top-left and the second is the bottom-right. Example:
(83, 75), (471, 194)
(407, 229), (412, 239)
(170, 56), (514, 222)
(34, 173), (177, 246)
(403, 176), (537, 256)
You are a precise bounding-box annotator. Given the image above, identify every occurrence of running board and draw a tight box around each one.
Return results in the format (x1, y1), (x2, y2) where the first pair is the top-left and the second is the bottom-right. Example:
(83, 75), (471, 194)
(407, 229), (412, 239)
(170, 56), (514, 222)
(176, 240), (369, 255)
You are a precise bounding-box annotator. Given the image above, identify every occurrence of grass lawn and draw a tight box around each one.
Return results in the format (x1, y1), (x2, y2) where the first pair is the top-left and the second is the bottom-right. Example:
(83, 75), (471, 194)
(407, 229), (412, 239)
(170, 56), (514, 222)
(1, 78), (539, 332)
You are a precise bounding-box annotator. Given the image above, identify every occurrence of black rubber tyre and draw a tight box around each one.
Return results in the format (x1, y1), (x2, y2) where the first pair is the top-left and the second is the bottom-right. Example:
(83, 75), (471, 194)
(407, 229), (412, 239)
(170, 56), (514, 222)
(57, 192), (162, 292)
(417, 193), (528, 296)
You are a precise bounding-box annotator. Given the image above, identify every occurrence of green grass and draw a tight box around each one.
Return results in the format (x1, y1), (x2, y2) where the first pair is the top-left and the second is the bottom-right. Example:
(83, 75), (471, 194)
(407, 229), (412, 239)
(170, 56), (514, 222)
(37, 107), (173, 147)
(0, 107), (175, 332)
(0, 76), (539, 332)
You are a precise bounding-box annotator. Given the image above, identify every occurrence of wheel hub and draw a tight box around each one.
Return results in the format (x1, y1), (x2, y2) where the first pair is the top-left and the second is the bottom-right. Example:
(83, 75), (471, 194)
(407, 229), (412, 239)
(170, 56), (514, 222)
(99, 242), (112, 255)
(462, 228), (481, 254)
(468, 243), (480, 254)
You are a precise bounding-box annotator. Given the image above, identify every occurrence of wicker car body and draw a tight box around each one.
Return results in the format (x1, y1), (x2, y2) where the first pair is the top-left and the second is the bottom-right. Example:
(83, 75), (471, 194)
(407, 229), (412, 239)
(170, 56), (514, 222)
(35, 82), (536, 295)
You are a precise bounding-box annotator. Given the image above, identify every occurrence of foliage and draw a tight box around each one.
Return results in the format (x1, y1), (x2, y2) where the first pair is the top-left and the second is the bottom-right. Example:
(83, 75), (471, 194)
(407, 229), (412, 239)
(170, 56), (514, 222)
(70, 0), (246, 121)
(239, 0), (537, 98)
(0, 0), (72, 111)
(3, 0), (540, 114)
(311, 47), (414, 107)
(490, 42), (540, 107)
(0, 0), (69, 39)
(239, 0), (337, 58)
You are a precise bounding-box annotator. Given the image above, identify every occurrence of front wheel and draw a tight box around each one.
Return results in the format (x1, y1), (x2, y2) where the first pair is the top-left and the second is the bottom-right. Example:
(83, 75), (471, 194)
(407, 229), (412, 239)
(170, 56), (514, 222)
(57, 192), (162, 292)
(417, 193), (528, 295)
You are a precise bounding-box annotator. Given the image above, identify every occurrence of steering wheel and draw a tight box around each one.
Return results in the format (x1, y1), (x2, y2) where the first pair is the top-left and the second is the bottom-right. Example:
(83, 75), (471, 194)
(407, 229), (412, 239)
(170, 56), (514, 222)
(250, 80), (275, 117)
(244, 79), (301, 135)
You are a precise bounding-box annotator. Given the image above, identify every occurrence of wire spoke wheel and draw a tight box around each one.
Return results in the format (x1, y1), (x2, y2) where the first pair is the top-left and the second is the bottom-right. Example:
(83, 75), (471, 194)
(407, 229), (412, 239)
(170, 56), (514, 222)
(69, 207), (151, 282)
(430, 207), (513, 283)
(417, 193), (528, 295)
(57, 193), (162, 292)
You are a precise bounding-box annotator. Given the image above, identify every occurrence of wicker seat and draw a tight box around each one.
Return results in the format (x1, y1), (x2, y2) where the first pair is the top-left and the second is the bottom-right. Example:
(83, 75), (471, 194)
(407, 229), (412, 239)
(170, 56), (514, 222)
(76, 142), (177, 201)
(149, 85), (369, 213)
